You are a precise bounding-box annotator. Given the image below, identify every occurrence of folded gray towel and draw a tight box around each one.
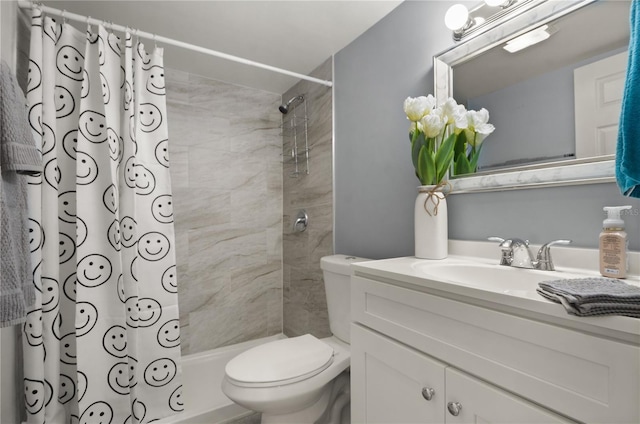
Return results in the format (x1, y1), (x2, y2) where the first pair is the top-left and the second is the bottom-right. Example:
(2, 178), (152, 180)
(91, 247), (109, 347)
(537, 277), (640, 318)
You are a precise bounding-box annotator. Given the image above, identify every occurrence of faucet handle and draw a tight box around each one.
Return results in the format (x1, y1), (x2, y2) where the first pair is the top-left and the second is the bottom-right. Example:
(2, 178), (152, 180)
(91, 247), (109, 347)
(536, 239), (572, 271)
(488, 237), (512, 265)
(541, 239), (572, 248)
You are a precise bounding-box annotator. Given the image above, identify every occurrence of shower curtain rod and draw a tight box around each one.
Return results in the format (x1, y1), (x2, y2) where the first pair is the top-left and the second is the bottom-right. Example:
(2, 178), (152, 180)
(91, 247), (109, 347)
(17, 1), (334, 88)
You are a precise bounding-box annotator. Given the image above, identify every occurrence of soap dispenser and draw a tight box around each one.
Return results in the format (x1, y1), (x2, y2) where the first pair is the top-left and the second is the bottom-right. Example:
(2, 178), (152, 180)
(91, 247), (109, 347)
(599, 205), (632, 278)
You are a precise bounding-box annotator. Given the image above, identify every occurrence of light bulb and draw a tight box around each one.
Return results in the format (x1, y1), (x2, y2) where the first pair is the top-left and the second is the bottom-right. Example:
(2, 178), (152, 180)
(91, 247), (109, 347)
(484, 0), (507, 7)
(444, 4), (470, 31)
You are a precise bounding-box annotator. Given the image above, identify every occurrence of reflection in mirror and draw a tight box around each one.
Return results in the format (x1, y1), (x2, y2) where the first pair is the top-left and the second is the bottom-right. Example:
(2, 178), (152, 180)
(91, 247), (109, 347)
(449, 0), (629, 176)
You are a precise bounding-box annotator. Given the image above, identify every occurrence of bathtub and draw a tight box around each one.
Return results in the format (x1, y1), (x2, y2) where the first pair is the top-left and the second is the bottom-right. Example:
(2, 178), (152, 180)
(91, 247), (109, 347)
(157, 334), (284, 424)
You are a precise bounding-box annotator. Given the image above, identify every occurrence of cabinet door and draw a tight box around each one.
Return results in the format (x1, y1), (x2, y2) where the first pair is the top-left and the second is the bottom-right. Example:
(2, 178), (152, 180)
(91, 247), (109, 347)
(444, 368), (574, 424)
(351, 324), (446, 424)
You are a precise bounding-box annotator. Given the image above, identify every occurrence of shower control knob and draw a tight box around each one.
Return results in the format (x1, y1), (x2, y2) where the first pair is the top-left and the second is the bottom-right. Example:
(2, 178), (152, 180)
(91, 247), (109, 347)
(421, 387), (435, 401)
(293, 209), (308, 232)
(447, 401), (462, 416)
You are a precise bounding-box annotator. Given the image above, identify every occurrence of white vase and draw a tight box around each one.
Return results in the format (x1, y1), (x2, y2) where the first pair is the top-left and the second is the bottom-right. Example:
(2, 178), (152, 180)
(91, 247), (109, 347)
(414, 185), (448, 259)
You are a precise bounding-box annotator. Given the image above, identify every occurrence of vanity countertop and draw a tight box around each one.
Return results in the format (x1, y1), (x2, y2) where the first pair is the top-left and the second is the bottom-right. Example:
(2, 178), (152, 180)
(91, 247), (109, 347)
(351, 241), (640, 344)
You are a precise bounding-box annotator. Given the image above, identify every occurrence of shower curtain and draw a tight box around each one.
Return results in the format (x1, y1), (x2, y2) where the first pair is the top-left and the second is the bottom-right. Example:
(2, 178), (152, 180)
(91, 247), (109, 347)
(23, 8), (182, 424)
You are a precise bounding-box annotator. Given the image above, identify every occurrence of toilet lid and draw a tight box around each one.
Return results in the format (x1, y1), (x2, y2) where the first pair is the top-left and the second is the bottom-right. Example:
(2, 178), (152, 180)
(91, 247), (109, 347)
(225, 334), (334, 387)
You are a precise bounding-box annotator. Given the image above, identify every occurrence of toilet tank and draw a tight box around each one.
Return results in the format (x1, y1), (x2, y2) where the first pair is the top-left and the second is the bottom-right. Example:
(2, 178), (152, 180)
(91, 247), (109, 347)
(320, 255), (369, 344)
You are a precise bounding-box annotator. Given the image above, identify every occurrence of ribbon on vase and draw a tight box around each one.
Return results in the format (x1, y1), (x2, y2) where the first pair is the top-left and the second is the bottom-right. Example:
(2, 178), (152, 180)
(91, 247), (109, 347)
(420, 181), (452, 217)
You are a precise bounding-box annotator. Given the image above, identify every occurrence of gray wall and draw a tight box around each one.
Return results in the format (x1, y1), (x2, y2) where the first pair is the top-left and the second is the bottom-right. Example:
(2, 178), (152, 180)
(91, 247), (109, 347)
(469, 64), (575, 169)
(334, 0), (453, 259)
(334, 0), (640, 259)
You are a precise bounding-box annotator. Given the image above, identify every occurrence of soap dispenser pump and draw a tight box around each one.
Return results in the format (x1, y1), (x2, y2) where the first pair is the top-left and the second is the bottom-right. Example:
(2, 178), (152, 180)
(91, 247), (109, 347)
(599, 205), (632, 278)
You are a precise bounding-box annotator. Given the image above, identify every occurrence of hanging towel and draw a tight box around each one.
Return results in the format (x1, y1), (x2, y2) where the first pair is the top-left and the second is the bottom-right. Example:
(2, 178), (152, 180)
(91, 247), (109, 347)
(0, 60), (41, 174)
(0, 59), (41, 327)
(537, 277), (640, 318)
(616, 0), (640, 198)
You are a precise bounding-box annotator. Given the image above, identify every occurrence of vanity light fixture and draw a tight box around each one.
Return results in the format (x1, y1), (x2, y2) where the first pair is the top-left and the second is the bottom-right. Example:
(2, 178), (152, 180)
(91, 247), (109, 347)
(445, 0), (537, 42)
(444, 4), (473, 39)
(503, 24), (557, 53)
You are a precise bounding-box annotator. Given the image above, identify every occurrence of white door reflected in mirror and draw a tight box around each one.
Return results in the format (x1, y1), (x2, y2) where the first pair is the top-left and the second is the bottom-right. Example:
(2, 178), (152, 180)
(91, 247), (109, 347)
(574, 51), (627, 159)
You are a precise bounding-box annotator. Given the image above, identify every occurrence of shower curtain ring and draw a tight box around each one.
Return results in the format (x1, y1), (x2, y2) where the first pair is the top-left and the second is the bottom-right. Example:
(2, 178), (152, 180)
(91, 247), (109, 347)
(61, 10), (67, 24)
(153, 34), (158, 49)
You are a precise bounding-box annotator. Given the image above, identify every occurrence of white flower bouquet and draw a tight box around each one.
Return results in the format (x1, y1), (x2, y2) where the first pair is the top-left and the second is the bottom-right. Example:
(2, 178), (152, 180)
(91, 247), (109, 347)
(403, 95), (495, 184)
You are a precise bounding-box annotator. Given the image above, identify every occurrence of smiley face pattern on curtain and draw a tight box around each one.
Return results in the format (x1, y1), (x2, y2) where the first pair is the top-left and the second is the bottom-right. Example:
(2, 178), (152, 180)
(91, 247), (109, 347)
(23, 8), (183, 424)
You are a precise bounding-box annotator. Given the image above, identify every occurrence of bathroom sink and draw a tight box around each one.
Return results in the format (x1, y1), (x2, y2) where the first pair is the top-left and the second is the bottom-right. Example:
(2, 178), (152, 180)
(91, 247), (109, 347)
(411, 261), (590, 297)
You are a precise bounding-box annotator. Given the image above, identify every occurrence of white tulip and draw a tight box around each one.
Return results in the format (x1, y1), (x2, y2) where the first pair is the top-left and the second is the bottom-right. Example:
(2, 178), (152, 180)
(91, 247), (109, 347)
(403, 95), (436, 122)
(420, 109), (445, 138)
(465, 108), (495, 146)
(441, 97), (468, 129)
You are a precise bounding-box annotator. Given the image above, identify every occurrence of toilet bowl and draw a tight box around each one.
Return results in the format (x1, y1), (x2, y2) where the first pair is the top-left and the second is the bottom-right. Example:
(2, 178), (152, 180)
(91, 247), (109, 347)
(221, 255), (368, 424)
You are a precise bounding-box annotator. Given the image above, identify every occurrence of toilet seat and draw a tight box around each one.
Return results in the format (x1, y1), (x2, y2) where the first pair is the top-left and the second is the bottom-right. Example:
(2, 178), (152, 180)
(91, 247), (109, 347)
(225, 334), (334, 388)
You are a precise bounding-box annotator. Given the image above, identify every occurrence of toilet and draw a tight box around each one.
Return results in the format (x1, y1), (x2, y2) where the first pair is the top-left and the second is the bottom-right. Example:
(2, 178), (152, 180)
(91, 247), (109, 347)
(222, 254), (368, 424)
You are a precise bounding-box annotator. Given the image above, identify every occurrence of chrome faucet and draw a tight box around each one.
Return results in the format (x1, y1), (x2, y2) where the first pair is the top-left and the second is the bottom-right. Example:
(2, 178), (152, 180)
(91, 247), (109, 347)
(488, 237), (572, 271)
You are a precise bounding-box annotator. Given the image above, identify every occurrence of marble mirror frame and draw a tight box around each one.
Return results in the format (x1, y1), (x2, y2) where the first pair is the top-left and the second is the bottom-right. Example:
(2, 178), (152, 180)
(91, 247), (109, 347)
(435, 0), (617, 194)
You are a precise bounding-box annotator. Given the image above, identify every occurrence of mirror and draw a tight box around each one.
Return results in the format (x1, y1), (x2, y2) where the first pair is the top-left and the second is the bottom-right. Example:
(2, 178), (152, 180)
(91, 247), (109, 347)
(435, 0), (629, 193)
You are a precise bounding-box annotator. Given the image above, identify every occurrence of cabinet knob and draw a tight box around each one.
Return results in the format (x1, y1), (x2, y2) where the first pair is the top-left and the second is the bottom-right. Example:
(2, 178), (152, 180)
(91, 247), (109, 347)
(447, 401), (462, 416)
(421, 387), (435, 401)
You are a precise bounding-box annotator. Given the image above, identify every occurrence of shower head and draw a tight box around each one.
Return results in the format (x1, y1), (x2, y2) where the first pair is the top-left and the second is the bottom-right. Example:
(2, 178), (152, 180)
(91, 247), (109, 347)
(279, 95), (304, 114)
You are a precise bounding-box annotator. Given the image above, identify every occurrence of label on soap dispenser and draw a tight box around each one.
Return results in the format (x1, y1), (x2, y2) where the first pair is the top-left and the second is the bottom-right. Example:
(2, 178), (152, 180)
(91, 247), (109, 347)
(599, 231), (627, 278)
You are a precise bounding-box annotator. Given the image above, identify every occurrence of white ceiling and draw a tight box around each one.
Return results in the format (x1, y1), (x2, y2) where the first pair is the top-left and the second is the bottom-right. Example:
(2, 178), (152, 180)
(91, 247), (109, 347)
(44, 0), (403, 93)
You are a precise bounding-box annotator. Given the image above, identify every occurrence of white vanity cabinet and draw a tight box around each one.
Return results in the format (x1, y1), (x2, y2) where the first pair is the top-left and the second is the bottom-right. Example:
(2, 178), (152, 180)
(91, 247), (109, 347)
(350, 261), (640, 424)
(351, 323), (446, 423)
(351, 324), (571, 424)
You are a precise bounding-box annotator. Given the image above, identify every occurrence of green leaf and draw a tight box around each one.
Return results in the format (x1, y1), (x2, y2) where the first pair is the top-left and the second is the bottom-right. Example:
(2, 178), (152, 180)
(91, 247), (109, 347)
(418, 146), (435, 185)
(435, 132), (456, 164)
(454, 151), (471, 176)
(411, 131), (425, 171)
(434, 132), (456, 182)
(468, 143), (483, 173)
(437, 149), (455, 182)
(453, 131), (467, 160)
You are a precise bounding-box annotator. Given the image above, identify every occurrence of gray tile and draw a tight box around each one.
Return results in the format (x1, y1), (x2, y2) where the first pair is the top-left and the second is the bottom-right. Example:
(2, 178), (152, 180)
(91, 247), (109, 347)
(165, 71), (190, 105)
(188, 224), (267, 277)
(167, 101), (231, 149)
(168, 144), (189, 189)
(281, 58), (334, 339)
(174, 188), (230, 230)
(266, 287), (283, 336)
(166, 61), (347, 354)
(188, 147), (266, 190)
(189, 306), (246, 351)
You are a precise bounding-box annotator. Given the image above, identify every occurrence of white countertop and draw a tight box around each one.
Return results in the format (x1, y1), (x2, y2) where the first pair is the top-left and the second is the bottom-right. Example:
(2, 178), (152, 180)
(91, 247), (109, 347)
(351, 241), (640, 344)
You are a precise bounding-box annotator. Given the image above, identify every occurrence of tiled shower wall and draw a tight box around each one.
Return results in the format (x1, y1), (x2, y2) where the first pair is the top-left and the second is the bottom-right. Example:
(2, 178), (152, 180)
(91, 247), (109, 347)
(166, 69), (283, 355)
(282, 58), (334, 337)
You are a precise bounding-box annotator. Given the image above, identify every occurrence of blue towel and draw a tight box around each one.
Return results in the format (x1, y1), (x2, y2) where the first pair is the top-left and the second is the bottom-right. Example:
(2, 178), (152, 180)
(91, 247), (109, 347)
(617, 0), (640, 198)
